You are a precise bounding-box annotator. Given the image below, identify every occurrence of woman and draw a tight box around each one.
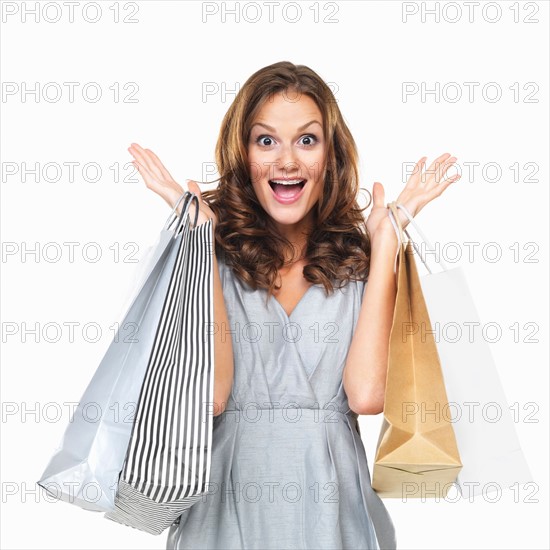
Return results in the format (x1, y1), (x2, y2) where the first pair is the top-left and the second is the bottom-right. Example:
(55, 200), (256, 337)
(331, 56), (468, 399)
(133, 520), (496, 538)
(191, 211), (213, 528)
(128, 61), (460, 550)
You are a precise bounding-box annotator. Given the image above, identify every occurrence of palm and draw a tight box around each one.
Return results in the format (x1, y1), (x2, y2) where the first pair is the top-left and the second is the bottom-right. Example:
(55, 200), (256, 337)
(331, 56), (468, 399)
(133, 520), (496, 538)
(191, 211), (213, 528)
(128, 143), (217, 228)
(366, 153), (460, 241)
(366, 202), (392, 239)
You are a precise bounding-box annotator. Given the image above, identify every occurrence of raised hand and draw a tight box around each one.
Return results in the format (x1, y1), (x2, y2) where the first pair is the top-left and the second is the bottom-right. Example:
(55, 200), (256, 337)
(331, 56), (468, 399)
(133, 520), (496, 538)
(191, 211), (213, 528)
(366, 152), (461, 241)
(128, 142), (217, 229)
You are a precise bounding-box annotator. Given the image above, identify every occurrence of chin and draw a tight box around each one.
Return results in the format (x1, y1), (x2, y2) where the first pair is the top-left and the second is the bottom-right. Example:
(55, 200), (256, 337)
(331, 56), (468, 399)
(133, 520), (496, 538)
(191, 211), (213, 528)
(270, 213), (307, 225)
(265, 202), (316, 227)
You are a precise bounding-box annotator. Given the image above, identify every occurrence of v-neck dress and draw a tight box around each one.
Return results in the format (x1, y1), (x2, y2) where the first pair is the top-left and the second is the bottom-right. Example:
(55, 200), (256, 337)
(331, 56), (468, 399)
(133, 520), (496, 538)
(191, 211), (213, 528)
(166, 255), (397, 550)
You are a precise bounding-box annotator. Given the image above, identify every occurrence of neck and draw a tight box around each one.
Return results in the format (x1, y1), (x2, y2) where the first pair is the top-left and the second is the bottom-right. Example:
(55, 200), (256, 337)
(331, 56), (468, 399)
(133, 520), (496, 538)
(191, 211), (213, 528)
(277, 228), (309, 265)
(273, 212), (315, 265)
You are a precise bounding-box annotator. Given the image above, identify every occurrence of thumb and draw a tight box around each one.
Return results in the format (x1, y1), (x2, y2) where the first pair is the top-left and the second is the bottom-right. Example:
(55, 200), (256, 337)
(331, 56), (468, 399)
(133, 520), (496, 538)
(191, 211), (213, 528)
(372, 181), (385, 208)
(186, 179), (202, 201)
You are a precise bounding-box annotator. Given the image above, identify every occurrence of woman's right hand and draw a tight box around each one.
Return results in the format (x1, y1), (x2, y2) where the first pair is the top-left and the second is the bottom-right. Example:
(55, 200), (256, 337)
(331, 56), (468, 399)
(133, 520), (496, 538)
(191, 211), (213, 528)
(128, 142), (217, 229)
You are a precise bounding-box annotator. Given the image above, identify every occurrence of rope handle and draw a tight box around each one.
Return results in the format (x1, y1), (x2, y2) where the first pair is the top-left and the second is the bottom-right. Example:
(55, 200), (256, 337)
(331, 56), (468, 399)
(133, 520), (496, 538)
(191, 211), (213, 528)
(386, 201), (450, 275)
(163, 191), (200, 234)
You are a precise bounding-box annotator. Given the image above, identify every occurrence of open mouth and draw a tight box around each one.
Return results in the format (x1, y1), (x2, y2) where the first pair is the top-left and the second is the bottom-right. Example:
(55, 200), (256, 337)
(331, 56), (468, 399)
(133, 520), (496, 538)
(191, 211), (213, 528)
(268, 179), (307, 200)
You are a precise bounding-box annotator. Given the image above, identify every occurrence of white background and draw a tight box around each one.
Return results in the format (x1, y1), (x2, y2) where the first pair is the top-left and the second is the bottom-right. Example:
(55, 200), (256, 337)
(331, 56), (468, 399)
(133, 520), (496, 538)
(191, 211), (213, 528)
(1, 1), (548, 549)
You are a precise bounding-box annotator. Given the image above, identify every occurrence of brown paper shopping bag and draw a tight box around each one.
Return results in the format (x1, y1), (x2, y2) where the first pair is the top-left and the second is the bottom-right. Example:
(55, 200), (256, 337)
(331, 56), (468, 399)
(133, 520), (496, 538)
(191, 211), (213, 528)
(371, 201), (462, 499)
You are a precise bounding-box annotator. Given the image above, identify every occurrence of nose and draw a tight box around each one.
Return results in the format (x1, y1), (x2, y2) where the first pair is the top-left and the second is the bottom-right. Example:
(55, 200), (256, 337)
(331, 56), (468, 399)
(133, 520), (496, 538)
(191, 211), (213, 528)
(276, 143), (301, 177)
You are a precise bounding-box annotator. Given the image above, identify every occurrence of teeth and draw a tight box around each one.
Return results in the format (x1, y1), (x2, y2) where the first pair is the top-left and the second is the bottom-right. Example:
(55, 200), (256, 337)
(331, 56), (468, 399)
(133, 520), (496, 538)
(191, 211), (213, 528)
(270, 179), (305, 185)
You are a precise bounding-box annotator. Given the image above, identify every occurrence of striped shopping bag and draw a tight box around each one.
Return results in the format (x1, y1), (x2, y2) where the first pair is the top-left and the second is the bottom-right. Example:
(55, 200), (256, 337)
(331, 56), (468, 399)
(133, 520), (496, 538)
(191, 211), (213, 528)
(104, 191), (216, 535)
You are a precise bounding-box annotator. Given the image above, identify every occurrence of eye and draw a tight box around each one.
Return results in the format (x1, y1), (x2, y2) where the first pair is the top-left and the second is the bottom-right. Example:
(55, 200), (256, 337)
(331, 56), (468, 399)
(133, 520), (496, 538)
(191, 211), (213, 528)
(299, 134), (318, 147)
(256, 135), (275, 147)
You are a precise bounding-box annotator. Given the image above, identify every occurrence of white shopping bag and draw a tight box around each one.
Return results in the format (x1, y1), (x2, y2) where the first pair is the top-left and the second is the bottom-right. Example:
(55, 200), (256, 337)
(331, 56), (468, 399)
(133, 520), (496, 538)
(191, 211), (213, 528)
(387, 204), (534, 499)
(37, 193), (211, 514)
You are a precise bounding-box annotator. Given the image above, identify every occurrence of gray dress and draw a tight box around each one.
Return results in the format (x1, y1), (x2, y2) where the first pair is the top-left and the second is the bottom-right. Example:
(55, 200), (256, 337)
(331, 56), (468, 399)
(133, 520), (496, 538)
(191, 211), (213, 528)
(166, 256), (397, 550)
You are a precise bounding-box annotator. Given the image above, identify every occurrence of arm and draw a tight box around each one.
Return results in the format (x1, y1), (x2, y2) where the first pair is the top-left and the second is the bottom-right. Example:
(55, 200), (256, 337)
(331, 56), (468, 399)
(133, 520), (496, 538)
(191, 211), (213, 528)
(343, 227), (398, 416)
(126, 143), (234, 417)
(343, 152), (461, 415)
(175, 203), (234, 417)
(210, 249), (234, 416)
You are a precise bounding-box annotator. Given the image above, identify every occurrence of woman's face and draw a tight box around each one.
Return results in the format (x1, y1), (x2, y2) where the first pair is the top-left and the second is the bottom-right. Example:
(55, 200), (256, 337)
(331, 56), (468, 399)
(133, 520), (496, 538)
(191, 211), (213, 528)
(247, 90), (326, 233)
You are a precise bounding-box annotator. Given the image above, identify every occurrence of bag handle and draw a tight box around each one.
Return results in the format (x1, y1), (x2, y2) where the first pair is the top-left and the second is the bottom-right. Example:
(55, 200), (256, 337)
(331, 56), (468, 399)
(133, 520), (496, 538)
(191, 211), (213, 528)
(386, 201), (450, 274)
(163, 191), (200, 233)
(387, 202), (406, 276)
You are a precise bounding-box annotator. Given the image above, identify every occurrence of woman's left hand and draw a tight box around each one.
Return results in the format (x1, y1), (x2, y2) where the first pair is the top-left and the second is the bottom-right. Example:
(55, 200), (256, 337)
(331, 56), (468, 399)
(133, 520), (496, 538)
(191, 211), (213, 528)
(365, 152), (461, 242)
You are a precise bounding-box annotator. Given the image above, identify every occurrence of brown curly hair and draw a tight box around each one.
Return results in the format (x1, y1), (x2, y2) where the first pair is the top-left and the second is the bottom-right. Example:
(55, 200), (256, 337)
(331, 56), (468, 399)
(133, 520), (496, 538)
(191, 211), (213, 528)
(200, 60), (373, 302)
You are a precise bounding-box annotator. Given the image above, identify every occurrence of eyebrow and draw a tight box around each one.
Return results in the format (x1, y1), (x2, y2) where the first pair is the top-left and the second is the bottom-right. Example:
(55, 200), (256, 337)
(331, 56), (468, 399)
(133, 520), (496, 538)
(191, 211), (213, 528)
(250, 120), (322, 132)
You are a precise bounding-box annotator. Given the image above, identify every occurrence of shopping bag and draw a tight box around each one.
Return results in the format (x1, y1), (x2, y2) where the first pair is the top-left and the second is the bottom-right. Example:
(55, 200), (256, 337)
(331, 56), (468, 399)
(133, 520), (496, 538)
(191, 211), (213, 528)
(390, 202), (533, 499)
(103, 194), (215, 535)
(371, 201), (463, 499)
(36, 192), (203, 512)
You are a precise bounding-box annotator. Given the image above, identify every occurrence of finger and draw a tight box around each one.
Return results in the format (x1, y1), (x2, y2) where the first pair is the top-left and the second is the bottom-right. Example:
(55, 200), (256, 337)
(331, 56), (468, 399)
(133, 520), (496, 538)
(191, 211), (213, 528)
(425, 153), (451, 181)
(129, 143), (150, 162)
(427, 173), (462, 200)
(127, 141), (143, 157)
(372, 181), (385, 208)
(187, 180), (206, 211)
(409, 156), (428, 186)
(442, 173), (461, 188)
(130, 144), (164, 181)
(131, 159), (156, 189)
(438, 156), (458, 183)
(416, 156), (427, 173)
(128, 145), (155, 175)
(143, 148), (167, 181)
(424, 155), (455, 188)
(128, 145), (147, 164)
(186, 180), (207, 222)
(436, 156), (457, 184)
(146, 148), (176, 182)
